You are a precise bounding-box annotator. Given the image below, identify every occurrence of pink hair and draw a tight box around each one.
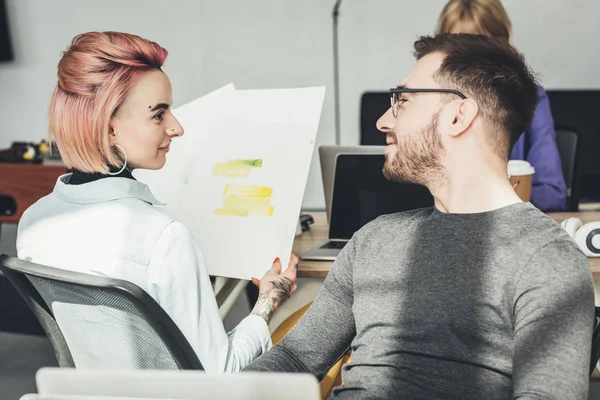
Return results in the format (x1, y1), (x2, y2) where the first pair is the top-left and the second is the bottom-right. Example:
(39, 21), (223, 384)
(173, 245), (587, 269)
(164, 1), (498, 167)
(49, 31), (168, 173)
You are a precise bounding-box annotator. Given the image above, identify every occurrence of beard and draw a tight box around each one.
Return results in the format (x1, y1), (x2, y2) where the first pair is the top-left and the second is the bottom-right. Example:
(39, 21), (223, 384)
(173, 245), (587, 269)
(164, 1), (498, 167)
(383, 111), (446, 186)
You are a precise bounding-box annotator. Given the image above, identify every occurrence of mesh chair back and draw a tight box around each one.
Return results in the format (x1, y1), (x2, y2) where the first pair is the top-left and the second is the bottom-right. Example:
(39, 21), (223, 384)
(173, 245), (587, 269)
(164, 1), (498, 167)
(29, 277), (180, 369)
(0, 255), (203, 370)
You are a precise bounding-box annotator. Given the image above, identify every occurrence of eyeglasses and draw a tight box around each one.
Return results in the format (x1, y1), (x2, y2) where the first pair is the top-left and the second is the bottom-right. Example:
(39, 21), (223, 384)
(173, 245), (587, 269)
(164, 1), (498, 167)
(389, 88), (467, 117)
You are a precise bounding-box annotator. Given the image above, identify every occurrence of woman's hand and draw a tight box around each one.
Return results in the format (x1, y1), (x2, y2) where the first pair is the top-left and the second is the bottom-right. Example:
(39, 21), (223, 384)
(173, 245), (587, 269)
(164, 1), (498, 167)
(250, 255), (299, 324)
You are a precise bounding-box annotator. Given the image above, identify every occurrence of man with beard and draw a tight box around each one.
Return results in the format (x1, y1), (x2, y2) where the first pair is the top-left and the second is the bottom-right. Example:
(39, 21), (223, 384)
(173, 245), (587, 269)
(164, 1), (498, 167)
(244, 34), (594, 400)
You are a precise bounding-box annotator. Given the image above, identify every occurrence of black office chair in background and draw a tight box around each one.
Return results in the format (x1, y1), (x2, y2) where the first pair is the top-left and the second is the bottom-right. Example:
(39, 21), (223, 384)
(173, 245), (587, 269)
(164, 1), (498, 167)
(0, 254), (203, 370)
(555, 127), (582, 212)
(591, 307), (600, 376)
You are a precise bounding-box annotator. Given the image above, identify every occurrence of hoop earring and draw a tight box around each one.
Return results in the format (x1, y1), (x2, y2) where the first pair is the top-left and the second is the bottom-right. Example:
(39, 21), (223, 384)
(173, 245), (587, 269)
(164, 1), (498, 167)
(106, 144), (127, 176)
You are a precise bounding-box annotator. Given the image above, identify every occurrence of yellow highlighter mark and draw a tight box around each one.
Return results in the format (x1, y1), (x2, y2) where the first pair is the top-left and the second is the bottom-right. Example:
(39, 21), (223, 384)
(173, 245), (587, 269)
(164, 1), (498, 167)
(213, 159), (263, 178)
(223, 184), (273, 198)
(215, 185), (274, 217)
(223, 196), (271, 208)
(214, 205), (274, 217)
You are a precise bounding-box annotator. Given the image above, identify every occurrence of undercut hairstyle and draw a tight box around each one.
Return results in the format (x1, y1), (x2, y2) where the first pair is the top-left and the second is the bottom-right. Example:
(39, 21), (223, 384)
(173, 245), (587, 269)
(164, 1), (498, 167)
(413, 34), (539, 158)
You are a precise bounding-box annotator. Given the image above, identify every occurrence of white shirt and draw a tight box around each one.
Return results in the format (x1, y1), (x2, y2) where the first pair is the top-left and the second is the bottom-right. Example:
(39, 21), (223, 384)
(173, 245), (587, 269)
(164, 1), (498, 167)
(16, 173), (271, 373)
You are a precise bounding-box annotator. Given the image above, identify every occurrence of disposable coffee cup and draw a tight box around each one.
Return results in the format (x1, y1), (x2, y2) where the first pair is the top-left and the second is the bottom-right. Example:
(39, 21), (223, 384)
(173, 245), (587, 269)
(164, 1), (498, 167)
(508, 160), (535, 202)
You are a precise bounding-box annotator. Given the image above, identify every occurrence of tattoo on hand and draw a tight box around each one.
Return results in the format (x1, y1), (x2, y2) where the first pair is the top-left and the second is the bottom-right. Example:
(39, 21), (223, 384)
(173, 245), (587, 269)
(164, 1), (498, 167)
(251, 293), (276, 324)
(268, 277), (293, 306)
(250, 275), (294, 324)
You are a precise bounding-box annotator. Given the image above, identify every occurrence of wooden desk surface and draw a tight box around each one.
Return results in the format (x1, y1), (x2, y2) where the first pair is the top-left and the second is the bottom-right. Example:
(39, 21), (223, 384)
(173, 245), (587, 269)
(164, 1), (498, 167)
(0, 163), (66, 224)
(294, 211), (600, 279)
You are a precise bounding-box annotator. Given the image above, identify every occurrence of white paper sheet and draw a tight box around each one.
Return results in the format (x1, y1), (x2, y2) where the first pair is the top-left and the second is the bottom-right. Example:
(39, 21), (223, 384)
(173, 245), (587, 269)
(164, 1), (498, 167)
(135, 85), (325, 280)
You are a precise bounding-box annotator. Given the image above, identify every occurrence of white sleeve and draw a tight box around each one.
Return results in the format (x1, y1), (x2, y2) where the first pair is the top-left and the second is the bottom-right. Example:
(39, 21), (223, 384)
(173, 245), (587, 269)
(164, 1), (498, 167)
(146, 220), (272, 373)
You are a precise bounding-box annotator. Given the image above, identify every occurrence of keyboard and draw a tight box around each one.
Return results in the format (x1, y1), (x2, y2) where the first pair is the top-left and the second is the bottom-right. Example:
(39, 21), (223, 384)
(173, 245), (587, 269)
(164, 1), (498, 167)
(319, 241), (347, 250)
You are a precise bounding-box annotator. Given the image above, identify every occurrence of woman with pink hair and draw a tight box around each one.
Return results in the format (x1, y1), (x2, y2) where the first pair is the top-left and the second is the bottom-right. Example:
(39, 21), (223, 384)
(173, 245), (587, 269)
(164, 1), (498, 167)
(16, 31), (297, 373)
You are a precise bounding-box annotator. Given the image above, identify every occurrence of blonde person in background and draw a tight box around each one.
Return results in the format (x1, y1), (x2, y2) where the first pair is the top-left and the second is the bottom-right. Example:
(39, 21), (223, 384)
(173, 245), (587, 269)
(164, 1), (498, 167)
(436, 0), (568, 212)
(16, 31), (298, 373)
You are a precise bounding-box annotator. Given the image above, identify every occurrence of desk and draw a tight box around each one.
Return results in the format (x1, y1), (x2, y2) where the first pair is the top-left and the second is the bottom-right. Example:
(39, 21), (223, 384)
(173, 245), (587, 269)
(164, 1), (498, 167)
(295, 211), (600, 279)
(0, 163), (66, 224)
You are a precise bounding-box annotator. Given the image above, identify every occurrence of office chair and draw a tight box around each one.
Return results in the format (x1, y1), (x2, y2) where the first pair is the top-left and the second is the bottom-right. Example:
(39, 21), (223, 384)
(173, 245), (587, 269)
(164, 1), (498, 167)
(0, 254), (203, 370)
(555, 127), (582, 211)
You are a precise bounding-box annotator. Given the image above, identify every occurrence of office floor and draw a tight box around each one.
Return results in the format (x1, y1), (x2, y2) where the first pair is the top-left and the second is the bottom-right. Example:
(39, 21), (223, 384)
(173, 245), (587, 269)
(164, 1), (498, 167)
(2, 223), (600, 399)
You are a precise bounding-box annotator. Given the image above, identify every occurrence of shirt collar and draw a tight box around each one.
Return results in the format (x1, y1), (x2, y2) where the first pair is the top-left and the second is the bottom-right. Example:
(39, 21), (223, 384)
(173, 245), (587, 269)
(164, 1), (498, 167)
(53, 173), (166, 206)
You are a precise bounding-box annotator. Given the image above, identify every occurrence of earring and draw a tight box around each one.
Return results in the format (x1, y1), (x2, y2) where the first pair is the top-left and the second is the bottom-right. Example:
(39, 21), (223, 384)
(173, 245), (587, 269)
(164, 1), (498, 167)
(106, 144), (127, 176)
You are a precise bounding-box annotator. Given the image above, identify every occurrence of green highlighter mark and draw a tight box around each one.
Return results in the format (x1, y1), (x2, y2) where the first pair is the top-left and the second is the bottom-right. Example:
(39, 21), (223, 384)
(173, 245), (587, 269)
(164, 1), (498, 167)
(213, 159), (263, 177)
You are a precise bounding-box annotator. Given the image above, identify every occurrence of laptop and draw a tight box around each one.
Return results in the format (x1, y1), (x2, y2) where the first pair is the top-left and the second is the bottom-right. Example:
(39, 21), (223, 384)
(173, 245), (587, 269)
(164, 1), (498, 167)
(302, 154), (434, 261)
(32, 367), (319, 400)
(319, 145), (385, 222)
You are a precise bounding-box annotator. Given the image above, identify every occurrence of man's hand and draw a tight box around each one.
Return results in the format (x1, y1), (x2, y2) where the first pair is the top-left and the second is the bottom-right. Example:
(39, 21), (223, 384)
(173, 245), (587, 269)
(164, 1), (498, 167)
(250, 255), (299, 325)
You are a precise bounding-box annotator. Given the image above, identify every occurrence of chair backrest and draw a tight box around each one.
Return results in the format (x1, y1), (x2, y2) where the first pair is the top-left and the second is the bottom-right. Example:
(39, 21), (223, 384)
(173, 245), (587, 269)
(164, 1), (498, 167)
(591, 306), (600, 376)
(0, 254), (203, 371)
(555, 127), (581, 211)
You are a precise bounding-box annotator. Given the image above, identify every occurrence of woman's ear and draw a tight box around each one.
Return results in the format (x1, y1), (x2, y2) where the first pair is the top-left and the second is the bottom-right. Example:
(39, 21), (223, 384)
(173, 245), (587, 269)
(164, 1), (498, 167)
(108, 126), (116, 146)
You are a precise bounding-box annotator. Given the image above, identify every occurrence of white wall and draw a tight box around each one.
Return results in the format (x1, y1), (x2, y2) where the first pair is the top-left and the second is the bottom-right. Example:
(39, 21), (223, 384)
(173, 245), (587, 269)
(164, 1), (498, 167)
(2, 0), (600, 209)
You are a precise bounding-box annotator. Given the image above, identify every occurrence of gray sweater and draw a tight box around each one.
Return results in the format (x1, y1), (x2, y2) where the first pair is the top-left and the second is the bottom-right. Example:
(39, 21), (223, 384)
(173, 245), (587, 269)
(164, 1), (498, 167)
(245, 203), (595, 399)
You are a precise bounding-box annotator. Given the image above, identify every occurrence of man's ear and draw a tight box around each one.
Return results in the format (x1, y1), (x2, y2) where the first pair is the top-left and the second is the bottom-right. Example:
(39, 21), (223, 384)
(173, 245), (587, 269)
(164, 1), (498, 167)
(441, 99), (479, 138)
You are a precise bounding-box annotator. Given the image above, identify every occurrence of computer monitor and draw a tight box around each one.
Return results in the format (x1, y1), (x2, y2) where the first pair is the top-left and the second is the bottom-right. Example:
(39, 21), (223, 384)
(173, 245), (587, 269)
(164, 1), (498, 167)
(318, 145), (385, 222)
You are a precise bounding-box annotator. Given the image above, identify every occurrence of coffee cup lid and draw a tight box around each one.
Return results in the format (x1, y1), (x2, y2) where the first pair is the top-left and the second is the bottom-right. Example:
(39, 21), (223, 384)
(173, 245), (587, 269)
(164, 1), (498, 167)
(508, 160), (535, 177)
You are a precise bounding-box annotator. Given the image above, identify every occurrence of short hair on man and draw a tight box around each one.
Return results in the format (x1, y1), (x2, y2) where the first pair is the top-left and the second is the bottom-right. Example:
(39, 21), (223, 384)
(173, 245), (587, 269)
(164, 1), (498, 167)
(413, 33), (539, 158)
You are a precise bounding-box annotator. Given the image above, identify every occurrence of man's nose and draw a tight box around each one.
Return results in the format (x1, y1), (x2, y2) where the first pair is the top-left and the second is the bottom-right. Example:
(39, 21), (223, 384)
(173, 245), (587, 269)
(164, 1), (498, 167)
(376, 107), (395, 133)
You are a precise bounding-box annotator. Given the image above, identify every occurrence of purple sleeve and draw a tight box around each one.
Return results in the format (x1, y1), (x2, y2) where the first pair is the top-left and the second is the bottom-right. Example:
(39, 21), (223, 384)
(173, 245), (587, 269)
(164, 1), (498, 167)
(518, 87), (567, 212)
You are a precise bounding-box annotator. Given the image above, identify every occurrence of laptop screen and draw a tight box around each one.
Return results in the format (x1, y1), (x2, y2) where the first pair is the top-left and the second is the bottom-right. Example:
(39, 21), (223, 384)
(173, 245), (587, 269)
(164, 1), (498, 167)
(328, 154), (434, 240)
